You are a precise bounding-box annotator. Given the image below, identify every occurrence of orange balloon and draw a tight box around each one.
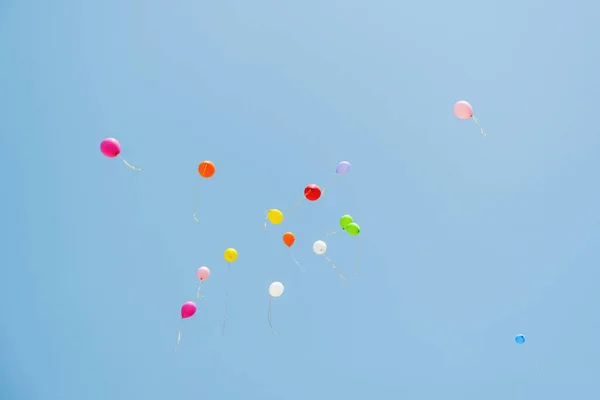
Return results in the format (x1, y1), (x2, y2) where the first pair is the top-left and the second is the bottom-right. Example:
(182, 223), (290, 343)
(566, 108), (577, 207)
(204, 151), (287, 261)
(283, 232), (295, 247)
(198, 161), (215, 178)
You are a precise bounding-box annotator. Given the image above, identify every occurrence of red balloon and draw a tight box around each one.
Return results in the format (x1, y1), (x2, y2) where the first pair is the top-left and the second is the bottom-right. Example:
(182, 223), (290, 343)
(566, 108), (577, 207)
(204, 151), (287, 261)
(304, 184), (321, 201)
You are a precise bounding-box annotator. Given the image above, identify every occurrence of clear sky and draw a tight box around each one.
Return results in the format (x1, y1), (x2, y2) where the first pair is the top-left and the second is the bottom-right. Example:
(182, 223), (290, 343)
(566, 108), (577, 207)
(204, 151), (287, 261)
(1, 1), (599, 399)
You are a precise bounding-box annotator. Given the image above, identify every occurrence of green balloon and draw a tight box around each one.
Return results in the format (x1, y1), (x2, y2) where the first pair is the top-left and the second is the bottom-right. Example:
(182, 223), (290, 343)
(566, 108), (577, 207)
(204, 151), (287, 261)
(346, 222), (360, 236)
(340, 215), (353, 230)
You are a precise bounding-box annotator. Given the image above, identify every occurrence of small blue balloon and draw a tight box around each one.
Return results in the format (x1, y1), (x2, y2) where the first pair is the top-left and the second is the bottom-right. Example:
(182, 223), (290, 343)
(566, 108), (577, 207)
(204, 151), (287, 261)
(515, 334), (525, 344)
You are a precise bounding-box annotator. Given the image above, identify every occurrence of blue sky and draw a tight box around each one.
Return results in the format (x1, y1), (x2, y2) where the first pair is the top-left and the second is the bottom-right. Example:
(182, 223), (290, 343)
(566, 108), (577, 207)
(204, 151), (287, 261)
(1, 1), (599, 399)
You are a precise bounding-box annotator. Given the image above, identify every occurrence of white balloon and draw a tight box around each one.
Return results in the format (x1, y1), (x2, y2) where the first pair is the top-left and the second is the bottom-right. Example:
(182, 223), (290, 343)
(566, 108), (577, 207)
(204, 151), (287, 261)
(269, 282), (284, 297)
(313, 240), (327, 255)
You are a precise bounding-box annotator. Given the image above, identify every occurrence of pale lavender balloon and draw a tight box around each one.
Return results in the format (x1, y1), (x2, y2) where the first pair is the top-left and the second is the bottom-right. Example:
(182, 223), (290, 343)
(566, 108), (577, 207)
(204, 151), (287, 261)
(336, 161), (351, 175)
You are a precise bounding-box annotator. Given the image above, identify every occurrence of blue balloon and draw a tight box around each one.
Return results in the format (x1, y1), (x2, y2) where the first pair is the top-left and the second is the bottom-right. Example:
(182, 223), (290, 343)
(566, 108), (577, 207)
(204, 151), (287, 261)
(515, 334), (525, 344)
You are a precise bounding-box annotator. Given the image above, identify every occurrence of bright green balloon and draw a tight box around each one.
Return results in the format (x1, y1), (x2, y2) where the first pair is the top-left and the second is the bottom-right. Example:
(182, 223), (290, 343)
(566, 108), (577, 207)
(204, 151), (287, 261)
(340, 215), (353, 230)
(346, 222), (360, 236)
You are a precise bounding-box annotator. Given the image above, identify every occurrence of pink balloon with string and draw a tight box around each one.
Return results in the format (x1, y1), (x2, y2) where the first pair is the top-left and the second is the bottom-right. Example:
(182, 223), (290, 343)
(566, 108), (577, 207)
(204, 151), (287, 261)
(175, 301), (197, 351)
(453, 101), (486, 137)
(196, 267), (210, 299)
(99, 138), (141, 170)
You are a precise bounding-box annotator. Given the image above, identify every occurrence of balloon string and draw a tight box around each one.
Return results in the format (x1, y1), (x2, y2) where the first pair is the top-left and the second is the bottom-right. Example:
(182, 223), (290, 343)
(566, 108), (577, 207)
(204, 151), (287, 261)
(222, 262), (230, 336)
(354, 236), (360, 276)
(290, 249), (305, 272)
(197, 281), (204, 298)
(325, 255), (347, 280)
(193, 179), (203, 222)
(472, 116), (486, 137)
(289, 197), (303, 213)
(325, 231), (337, 237)
(535, 357), (544, 372)
(222, 292), (228, 336)
(263, 212), (268, 232)
(321, 174), (337, 198)
(174, 328), (181, 352)
(119, 155), (141, 171)
(268, 297), (278, 334)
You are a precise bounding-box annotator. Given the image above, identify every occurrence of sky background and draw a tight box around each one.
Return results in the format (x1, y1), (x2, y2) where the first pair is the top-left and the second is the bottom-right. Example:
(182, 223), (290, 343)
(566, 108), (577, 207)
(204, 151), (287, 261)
(1, 1), (599, 399)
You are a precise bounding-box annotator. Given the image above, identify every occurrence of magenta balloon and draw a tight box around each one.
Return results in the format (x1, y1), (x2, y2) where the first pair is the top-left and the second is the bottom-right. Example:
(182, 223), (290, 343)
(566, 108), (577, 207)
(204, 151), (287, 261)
(100, 138), (121, 158)
(453, 101), (473, 120)
(336, 161), (351, 175)
(181, 301), (197, 319)
(197, 266), (210, 281)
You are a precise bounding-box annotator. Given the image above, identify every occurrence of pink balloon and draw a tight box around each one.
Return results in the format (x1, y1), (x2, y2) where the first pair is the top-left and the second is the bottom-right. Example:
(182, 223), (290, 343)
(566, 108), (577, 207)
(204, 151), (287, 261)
(197, 266), (210, 281)
(454, 101), (473, 120)
(181, 301), (197, 319)
(100, 138), (121, 158)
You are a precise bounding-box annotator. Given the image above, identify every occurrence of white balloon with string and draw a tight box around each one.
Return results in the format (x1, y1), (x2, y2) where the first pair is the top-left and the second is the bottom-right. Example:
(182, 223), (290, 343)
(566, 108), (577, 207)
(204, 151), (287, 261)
(313, 240), (346, 280)
(268, 282), (284, 334)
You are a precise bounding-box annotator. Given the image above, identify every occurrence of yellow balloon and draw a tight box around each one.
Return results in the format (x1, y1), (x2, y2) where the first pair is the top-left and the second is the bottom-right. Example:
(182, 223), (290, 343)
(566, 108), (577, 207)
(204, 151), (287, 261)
(267, 209), (283, 225)
(224, 248), (238, 263)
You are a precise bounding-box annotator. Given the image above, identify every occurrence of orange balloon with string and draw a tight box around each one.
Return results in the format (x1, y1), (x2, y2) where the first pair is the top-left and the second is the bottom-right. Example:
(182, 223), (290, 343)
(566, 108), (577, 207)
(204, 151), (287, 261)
(282, 232), (304, 272)
(193, 161), (216, 222)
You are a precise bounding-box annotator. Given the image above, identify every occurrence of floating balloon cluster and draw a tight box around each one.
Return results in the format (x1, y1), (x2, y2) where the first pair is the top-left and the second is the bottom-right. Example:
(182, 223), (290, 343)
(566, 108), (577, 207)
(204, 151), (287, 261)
(100, 101), (526, 349)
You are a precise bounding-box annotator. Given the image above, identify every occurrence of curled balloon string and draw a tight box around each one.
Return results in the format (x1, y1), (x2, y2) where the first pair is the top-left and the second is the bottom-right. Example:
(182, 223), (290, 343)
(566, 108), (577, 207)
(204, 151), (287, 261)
(263, 211), (268, 232)
(174, 328), (181, 352)
(196, 281), (204, 298)
(325, 231), (337, 237)
(354, 236), (361, 276)
(325, 255), (347, 280)
(221, 262), (230, 336)
(472, 116), (486, 137)
(289, 249), (305, 272)
(192, 179), (204, 222)
(119, 155), (141, 171)
(268, 297), (278, 334)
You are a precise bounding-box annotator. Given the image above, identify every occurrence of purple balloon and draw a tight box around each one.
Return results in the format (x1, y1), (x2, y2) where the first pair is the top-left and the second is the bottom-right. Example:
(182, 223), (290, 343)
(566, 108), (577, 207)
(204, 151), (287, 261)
(336, 161), (351, 175)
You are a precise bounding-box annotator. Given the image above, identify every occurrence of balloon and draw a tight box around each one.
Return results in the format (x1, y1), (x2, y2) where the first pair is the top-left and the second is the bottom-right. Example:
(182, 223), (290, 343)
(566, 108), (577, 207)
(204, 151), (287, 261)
(346, 222), (360, 236)
(304, 184), (322, 201)
(336, 161), (351, 175)
(283, 232), (295, 247)
(181, 301), (197, 319)
(267, 209), (283, 225)
(340, 215), (353, 229)
(515, 334), (525, 344)
(269, 282), (284, 297)
(454, 101), (473, 120)
(313, 240), (327, 255)
(197, 266), (210, 281)
(100, 138), (121, 158)
(224, 248), (238, 263)
(198, 161), (216, 178)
